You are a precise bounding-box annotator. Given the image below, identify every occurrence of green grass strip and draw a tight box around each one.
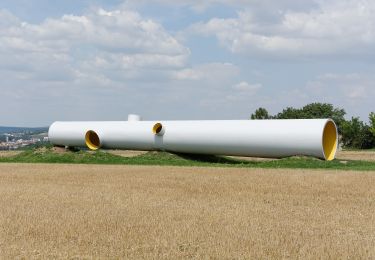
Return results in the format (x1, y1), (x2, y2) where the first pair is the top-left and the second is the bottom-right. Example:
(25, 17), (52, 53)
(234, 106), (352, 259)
(1, 147), (375, 171)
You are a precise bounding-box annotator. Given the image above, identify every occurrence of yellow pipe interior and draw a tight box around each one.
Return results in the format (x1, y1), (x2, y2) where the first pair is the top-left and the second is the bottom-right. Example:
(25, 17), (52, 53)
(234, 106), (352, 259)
(152, 123), (163, 135)
(85, 130), (100, 150)
(322, 121), (337, 161)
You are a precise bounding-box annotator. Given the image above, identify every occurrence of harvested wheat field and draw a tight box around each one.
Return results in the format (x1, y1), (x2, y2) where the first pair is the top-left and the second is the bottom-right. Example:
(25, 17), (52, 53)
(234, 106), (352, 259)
(0, 164), (374, 259)
(0, 151), (21, 158)
(336, 150), (375, 162)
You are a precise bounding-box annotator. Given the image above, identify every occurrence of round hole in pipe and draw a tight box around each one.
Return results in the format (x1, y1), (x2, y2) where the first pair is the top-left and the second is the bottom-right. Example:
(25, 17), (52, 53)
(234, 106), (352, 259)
(322, 121), (338, 161)
(85, 130), (100, 150)
(152, 123), (163, 135)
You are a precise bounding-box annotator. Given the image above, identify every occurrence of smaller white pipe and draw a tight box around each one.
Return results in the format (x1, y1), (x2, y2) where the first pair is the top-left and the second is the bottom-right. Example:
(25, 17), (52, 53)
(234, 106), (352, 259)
(152, 122), (165, 136)
(128, 114), (142, 122)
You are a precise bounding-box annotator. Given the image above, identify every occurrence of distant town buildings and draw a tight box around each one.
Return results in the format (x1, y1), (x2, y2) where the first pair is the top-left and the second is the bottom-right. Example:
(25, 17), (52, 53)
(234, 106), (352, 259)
(0, 132), (48, 150)
(0, 138), (39, 150)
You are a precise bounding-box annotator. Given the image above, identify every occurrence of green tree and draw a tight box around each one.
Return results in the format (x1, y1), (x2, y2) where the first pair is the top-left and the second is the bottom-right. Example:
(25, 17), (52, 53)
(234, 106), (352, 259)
(369, 112), (375, 137)
(341, 117), (374, 149)
(274, 103), (346, 133)
(251, 107), (271, 119)
(275, 107), (304, 119)
(301, 103), (346, 129)
(249, 103), (375, 149)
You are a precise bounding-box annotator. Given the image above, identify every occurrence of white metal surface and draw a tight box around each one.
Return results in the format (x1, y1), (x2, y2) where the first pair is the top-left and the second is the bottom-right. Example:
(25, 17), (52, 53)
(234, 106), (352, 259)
(48, 118), (338, 160)
(127, 114), (142, 122)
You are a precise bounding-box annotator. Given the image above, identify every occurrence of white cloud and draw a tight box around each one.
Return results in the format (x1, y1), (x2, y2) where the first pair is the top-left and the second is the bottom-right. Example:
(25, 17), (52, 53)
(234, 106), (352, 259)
(2, 2), (374, 125)
(0, 7), (193, 125)
(0, 7), (253, 125)
(126, 0), (311, 13)
(172, 63), (239, 82)
(224, 81), (262, 101)
(0, 7), (190, 84)
(232, 81), (262, 91)
(189, 0), (375, 57)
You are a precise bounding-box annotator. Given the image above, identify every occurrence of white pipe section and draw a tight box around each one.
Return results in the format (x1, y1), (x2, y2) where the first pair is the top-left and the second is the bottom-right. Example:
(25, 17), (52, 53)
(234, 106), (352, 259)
(128, 114), (142, 122)
(48, 119), (338, 160)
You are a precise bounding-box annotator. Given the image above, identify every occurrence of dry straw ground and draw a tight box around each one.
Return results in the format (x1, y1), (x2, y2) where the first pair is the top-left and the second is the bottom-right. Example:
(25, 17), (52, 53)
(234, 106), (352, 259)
(0, 151), (21, 158)
(335, 150), (375, 162)
(0, 163), (374, 259)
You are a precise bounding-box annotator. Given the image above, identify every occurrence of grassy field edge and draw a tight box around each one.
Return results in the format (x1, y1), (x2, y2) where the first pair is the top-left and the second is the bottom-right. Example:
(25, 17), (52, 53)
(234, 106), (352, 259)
(0, 148), (374, 171)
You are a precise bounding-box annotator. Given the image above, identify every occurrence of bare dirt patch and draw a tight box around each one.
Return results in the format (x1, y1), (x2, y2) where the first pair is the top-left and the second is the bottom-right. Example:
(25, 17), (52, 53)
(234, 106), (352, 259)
(51, 146), (69, 154)
(0, 164), (374, 259)
(106, 149), (148, 157)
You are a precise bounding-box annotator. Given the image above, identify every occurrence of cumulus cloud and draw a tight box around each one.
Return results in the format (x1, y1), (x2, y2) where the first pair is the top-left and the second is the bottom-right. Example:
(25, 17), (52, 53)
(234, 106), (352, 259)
(0, 7), (254, 124)
(0, 7), (190, 84)
(1, 1), (373, 125)
(126, 0), (311, 13)
(188, 0), (375, 57)
(0, 7), (192, 125)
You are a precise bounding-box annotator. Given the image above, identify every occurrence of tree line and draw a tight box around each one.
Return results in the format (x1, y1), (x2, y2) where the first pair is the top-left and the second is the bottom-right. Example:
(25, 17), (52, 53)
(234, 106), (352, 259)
(250, 103), (375, 149)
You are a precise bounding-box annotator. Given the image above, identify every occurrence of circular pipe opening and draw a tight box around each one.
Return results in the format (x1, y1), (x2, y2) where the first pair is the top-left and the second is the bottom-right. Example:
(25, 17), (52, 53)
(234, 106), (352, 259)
(85, 130), (101, 150)
(322, 120), (338, 161)
(152, 123), (164, 135)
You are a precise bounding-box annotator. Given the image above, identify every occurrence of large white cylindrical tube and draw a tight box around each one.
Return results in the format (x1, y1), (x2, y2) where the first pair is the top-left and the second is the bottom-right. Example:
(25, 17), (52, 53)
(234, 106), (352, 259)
(48, 121), (156, 151)
(48, 119), (338, 160)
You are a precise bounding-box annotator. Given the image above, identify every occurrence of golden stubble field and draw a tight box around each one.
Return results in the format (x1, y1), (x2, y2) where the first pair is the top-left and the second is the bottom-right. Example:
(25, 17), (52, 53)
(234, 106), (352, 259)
(0, 163), (374, 259)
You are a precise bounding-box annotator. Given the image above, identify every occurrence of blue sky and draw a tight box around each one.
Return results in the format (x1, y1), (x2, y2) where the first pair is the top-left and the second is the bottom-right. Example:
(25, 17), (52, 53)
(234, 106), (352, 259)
(1, 0), (374, 126)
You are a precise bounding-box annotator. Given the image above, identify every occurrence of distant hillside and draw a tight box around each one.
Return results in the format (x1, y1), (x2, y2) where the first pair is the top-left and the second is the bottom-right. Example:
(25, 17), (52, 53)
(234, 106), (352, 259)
(0, 126), (48, 134)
